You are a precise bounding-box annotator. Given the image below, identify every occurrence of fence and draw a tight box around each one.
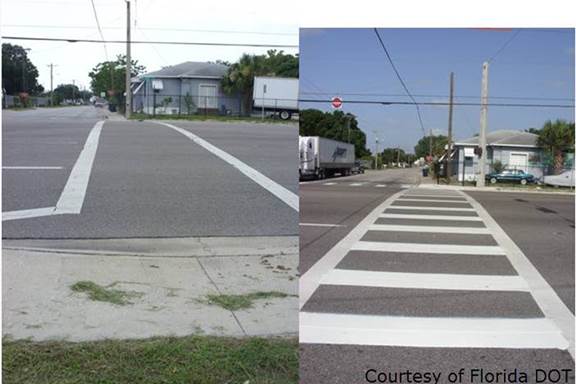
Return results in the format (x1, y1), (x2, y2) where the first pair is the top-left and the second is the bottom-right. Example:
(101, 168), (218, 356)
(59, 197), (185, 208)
(131, 93), (298, 119)
(3, 94), (50, 108)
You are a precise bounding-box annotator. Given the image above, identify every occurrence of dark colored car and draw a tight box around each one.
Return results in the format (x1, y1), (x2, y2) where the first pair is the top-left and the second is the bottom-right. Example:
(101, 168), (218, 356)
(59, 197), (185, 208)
(486, 169), (535, 185)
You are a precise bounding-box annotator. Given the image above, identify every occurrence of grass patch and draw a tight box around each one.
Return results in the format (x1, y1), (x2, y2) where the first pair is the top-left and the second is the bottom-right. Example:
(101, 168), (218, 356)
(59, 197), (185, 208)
(205, 291), (293, 311)
(2, 335), (298, 384)
(70, 281), (143, 306)
(129, 113), (295, 124)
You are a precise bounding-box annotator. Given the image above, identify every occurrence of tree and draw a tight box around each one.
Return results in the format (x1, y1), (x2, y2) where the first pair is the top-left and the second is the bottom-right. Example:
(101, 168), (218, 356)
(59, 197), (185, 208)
(88, 55), (145, 103)
(299, 109), (370, 158)
(537, 119), (575, 174)
(221, 50), (298, 114)
(380, 147), (406, 165)
(2, 43), (44, 95)
(53, 83), (79, 104)
(414, 135), (448, 159)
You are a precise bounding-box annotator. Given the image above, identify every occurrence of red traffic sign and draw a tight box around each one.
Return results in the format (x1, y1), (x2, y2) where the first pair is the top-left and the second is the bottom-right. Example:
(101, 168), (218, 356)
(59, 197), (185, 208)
(331, 96), (343, 109)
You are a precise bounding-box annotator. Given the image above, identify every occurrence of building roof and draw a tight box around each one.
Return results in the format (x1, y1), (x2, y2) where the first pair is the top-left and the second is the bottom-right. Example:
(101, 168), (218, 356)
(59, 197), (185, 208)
(455, 130), (539, 147)
(143, 62), (229, 79)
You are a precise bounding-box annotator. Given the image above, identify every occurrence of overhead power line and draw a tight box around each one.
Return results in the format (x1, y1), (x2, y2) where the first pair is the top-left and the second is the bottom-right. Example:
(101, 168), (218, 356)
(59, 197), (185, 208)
(298, 98), (574, 108)
(488, 29), (522, 63)
(1, 35), (298, 48)
(2, 24), (297, 36)
(373, 28), (426, 136)
(89, 0), (109, 60)
(300, 91), (574, 102)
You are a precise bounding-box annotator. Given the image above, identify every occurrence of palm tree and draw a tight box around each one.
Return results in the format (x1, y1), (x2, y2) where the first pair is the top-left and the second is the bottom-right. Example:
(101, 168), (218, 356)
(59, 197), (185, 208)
(221, 54), (271, 116)
(537, 119), (575, 174)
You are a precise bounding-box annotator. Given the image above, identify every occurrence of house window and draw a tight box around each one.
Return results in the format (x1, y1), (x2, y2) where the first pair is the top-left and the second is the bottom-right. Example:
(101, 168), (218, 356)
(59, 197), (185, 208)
(198, 84), (218, 109)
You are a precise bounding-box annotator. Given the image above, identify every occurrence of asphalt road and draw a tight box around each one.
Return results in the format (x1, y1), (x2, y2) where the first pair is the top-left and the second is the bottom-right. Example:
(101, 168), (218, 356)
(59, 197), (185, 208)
(2, 107), (298, 238)
(299, 170), (574, 383)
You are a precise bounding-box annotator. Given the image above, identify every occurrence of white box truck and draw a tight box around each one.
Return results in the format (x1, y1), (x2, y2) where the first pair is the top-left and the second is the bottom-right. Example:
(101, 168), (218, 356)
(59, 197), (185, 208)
(253, 77), (298, 120)
(299, 136), (356, 179)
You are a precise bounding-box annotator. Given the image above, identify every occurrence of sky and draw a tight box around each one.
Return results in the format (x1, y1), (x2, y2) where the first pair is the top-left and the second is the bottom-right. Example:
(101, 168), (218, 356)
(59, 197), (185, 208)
(1, 0), (299, 91)
(299, 28), (575, 153)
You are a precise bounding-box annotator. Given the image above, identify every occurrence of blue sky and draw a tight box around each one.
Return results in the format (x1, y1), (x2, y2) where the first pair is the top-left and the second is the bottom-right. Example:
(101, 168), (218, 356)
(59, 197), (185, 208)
(299, 28), (575, 153)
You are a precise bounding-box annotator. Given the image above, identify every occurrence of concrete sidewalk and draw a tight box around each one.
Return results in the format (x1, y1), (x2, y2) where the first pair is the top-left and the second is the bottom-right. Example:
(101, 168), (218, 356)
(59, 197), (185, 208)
(2, 236), (298, 342)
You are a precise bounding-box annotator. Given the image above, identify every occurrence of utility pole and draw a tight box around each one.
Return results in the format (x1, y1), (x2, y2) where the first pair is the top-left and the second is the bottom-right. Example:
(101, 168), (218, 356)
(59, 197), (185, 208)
(125, 0), (132, 118)
(446, 72), (455, 183)
(477, 62), (489, 187)
(47, 63), (54, 106)
(397, 147), (401, 166)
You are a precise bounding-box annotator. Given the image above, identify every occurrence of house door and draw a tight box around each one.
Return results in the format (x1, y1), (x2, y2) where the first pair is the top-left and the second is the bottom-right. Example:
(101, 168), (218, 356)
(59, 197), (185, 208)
(509, 152), (528, 171)
(198, 84), (218, 109)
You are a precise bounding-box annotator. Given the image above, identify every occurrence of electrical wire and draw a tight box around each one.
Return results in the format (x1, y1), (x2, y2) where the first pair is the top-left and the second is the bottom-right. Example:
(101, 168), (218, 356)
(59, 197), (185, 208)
(89, 0), (109, 61)
(300, 91), (574, 102)
(488, 29), (522, 63)
(373, 28), (426, 136)
(298, 98), (574, 108)
(1, 35), (298, 48)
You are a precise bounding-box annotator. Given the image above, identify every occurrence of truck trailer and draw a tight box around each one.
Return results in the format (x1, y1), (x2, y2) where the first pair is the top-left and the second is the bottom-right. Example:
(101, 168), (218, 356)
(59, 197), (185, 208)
(252, 77), (298, 120)
(299, 136), (356, 179)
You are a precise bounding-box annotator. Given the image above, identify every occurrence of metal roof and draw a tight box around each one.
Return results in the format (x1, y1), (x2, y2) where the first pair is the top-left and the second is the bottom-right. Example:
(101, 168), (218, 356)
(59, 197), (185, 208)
(142, 61), (229, 79)
(455, 130), (539, 147)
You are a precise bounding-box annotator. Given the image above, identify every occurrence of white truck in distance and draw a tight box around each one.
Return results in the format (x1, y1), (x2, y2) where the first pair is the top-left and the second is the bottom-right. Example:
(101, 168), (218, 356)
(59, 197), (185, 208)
(299, 136), (356, 179)
(253, 77), (298, 120)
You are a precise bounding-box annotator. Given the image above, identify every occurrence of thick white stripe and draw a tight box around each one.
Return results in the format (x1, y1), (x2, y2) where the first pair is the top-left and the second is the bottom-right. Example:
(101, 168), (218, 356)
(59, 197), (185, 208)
(157, 122), (298, 211)
(396, 198), (469, 203)
(321, 269), (529, 291)
(463, 193), (576, 359)
(323, 182), (337, 186)
(380, 213), (483, 221)
(299, 190), (407, 308)
(350, 183), (364, 186)
(300, 313), (568, 349)
(2, 206), (56, 221)
(375, 184), (387, 187)
(2, 166), (63, 170)
(400, 184), (414, 188)
(300, 223), (345, 228)
(368, 224), (489, 234)
(399, 195), (467, 201)
(388, 205), (475, 211)
(54, 120), (105, 214)
(352, 241), (505, 255)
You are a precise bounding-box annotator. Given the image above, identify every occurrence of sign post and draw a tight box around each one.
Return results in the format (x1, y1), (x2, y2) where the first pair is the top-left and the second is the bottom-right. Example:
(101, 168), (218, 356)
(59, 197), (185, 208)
(331, 96), (343, 110)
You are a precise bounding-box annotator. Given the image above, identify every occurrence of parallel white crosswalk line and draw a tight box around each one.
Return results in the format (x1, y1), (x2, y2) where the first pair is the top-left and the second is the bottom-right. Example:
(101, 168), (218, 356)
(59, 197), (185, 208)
(380, 213), (483, 221)
(300, 313), (569, 349)
(399, 196), (467, 201)
(350, 183), (365, 186)
(396, 198), (469, 203)
(388, 205), (475, 211)
(375, 184), (387, 188)
(321, 269), (529, 291)
(2, 166), (63, 170)
(352, 241), (506, 255)
(300, 223), (346, 228)
(368, 224), (488, 234)
(2, 206), (56, 221)
(323, 182), (337, 186)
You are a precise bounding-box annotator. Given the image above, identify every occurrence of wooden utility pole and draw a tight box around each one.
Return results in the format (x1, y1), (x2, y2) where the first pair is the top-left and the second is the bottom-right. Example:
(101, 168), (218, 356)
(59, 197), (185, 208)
(446, 72), (454, 183)
(47, 63), (54, 106)
(125, 0), (132, 118)
(477, 62), (489, 187)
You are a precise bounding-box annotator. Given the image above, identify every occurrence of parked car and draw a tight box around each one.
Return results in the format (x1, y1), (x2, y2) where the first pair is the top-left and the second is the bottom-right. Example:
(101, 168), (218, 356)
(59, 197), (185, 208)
(543, 170), (575, 187)
(351, 161), (365, 174)
(486, 169), (535, 185)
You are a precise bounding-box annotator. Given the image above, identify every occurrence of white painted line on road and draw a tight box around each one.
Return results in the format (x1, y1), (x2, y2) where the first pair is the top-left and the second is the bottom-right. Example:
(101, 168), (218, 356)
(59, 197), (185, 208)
(300, 223), (346, 228)
(350, 183), (365, 186)
(463, 192), (576, 359)
(380, 213), (483, 221)
(300, 313), (568, 349)
(396, 198), (469, 204)
(157, 122), (299, 211)
(2, 206), (56, 221)
(388, 205), (475, 211)
(352, 241), (506, 255)
(321, 269), (529, 291)
(2, 166), (63, 170)
(375, 184), (387, 188)
(323, 182), (337, 186)
(400, 184), (415, 188)
(399, 195), (467, 201)
(299, 190), (407, 308)
(54, 120), (105, 214)
(368, 224), (489, 234)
